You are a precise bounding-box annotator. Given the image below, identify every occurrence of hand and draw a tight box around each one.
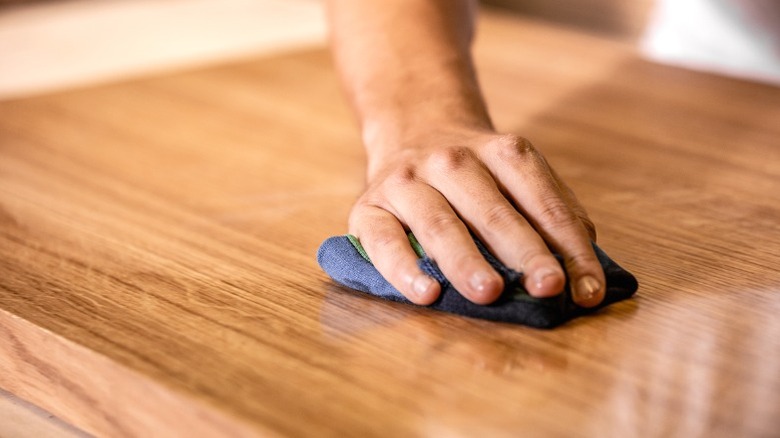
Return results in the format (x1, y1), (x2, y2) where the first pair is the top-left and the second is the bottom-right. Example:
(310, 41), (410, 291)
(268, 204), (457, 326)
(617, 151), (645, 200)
(348, 128), (605, 307)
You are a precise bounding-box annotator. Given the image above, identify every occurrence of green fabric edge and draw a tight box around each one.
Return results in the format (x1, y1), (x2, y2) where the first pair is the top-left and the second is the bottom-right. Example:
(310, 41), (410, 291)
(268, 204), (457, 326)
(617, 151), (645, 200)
(346, 232), (427, 263)
(406, 232), (426, 258)
(346, 234), (372, 263)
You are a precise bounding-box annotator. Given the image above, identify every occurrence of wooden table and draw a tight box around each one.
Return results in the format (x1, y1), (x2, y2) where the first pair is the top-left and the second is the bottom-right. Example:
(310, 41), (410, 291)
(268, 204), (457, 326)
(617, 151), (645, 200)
(2, 10), (779, 437)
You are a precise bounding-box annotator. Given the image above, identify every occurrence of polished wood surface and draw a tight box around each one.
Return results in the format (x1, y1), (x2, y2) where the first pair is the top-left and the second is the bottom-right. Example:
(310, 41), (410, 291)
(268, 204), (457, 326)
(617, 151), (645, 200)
(2, 10), (779, 437)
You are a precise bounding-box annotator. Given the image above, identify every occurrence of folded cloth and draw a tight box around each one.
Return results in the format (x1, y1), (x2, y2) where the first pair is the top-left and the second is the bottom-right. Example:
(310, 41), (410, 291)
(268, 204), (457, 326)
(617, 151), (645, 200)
(317, 234), (638, 328)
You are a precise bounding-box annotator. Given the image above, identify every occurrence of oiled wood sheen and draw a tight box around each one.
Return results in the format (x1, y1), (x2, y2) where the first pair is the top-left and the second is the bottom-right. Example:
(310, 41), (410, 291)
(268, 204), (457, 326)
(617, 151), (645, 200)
(1, 11), (779, 438)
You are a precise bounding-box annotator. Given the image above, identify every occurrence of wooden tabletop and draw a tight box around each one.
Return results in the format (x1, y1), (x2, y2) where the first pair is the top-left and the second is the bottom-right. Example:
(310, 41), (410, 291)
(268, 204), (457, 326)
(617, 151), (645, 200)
(1, 10), (779, 437)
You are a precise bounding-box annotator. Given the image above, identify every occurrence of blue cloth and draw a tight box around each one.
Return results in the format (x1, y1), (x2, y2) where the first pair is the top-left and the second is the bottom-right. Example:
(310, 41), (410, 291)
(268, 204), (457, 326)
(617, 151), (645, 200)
(317, 235), (638, 328)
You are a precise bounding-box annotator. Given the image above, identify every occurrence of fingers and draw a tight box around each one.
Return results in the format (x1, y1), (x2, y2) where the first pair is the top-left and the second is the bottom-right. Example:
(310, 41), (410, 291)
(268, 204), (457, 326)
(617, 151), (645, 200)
(422, 146), (566, 298)
(352, 134), (604, 309)
(349, 205), (441, 305)
(389, 183), (505, 305)
(481, 136), (606, 307)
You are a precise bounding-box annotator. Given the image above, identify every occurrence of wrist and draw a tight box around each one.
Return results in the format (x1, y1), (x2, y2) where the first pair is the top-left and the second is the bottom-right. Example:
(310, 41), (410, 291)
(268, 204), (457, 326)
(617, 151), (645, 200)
(360, 83), (494, 158)
(356, 54), (494, 151)
(362, 113), (491, 153)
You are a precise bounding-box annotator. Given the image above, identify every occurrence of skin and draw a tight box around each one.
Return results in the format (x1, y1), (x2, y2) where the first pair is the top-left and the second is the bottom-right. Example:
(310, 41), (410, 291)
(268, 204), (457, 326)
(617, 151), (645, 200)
(327, 0), (605, 308)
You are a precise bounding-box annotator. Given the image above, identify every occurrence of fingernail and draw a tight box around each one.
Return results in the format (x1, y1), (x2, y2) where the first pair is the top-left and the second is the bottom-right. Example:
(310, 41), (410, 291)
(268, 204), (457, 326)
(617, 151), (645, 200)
(575, 275), (600, 301)
(470, 270), (497, 293)
(412, 274), (436, 298)
(534, 267), (558, 290)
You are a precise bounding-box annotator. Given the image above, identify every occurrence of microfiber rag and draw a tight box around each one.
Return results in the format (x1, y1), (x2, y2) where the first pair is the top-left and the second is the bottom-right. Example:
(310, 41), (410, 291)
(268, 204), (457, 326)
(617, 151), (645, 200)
(317, 234), (638, 328)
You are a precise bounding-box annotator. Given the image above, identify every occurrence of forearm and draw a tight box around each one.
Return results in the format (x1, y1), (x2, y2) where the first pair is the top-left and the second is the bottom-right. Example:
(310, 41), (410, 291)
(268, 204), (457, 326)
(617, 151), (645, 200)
(327, 0), (493, 165)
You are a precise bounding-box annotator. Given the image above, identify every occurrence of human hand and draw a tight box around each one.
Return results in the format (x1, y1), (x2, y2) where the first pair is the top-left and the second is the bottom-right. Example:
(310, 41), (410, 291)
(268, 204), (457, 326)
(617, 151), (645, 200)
(348, 129), (605, 308)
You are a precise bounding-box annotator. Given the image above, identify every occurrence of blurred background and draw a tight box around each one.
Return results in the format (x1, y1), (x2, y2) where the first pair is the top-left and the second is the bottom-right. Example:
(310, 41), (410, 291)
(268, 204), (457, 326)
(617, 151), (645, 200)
(488, 0), (780, 85)
(1, 0), (778, 101)
(0, 0), (328, 100)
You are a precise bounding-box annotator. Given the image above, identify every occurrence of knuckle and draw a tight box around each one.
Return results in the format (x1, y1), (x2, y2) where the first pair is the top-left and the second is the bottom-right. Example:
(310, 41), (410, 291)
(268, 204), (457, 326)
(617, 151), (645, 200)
(427, 146), (476, 173)
(349, 199), (378, 222)
(490, 135), (537, 161)
(350, 193), (375, 210)
(370, 232), (400, 254)
(387, 164), (418, 186)
(536, 199), (577, 229)
(481, 204), (518, 232)
(348, 202), (390, 233)
(565, 249), (599, 274)
(423, 211), (461, 236)
(454, 253), (488, 272)
(519, 250), (554, 270)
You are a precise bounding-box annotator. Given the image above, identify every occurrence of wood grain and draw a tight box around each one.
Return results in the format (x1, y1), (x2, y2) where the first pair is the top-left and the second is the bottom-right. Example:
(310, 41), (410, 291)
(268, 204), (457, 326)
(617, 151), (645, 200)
(2, 9), (780, 437)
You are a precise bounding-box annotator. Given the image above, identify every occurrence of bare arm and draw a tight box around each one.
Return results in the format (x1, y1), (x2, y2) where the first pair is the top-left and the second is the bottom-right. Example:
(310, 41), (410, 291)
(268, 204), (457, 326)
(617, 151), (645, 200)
(327, 0), (605, 307)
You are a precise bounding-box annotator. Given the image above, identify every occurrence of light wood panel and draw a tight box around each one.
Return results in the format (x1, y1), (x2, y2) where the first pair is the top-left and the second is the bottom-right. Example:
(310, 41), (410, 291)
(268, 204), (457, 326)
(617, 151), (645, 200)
(0, 389), (88, 438)
(1, 9), (779, 437)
